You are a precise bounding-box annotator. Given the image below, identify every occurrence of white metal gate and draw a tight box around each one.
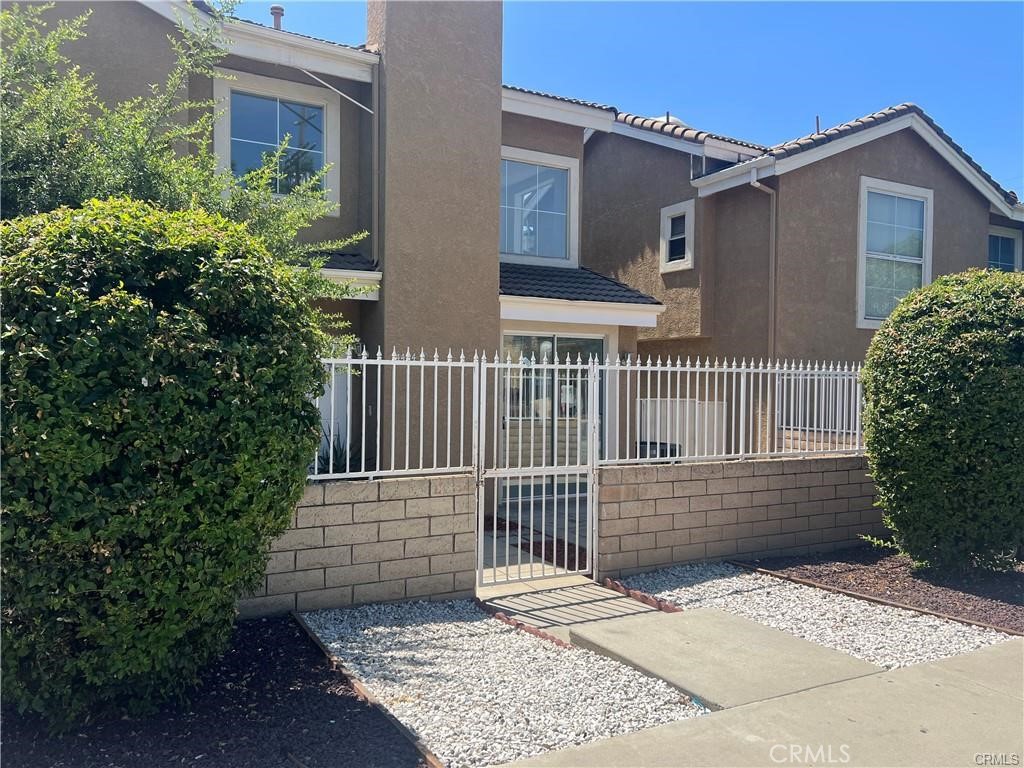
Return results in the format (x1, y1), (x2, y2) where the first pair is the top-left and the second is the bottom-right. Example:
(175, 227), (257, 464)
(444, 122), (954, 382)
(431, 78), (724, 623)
(476, 355), (599, 587)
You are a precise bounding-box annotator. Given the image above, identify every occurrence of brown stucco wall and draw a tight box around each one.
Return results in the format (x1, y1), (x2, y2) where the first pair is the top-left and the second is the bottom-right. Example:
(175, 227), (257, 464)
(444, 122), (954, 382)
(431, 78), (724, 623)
(501, 113), (583, 159)
(365, 1), (502, 354)
(774, 128), (992, 361)
(39, 1), (372, 256)
(582, 134), (706, 342)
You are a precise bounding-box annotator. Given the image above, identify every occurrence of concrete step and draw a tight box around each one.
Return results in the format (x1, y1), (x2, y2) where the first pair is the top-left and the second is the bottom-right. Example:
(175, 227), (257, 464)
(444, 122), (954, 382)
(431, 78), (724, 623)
(569, 607), (881, 709)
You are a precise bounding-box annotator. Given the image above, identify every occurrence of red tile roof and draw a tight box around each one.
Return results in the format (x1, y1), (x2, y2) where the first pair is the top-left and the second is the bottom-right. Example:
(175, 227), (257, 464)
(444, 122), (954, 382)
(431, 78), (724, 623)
(763, 103), (1018, 205)
(614, 113), (768, 152)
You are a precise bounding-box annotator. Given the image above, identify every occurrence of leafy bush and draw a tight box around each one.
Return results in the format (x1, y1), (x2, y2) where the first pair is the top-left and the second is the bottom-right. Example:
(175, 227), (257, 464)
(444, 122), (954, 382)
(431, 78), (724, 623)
(0, 2), (361, 346)
(862, 269), (1024, 571)
(1, 199), (324, 726)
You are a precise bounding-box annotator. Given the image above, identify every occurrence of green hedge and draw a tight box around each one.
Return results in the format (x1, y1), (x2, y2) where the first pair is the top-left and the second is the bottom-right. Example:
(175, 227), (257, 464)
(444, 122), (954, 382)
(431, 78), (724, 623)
(1, 199), (324, 725)
(862, 269), (1024, 570)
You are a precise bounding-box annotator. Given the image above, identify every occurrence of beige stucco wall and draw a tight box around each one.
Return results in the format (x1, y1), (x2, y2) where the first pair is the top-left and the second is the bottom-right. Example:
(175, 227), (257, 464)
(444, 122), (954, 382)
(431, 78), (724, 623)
(239, 475), (475, 617)
(597, 455), (880, 578)
(365, 0), (502, 354)
(774, 128), (992, 361)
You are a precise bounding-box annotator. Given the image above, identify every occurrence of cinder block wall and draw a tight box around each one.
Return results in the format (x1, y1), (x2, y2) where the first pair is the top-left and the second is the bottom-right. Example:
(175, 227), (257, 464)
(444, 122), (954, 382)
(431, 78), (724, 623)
(238, 475), (476, 617)
(597, 456), (882, 579)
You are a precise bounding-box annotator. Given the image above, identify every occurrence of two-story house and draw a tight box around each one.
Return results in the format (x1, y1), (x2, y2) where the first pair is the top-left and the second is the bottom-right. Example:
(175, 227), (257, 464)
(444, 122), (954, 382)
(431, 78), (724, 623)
(44, 0), (1023, 372)
(51, 0), (665, 373)
(582, 107), (1024, 362)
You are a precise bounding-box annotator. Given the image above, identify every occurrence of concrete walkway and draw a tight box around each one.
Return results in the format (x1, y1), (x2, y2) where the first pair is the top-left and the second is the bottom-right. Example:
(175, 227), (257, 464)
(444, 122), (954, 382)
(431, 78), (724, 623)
(570, 608), (881, 709)
(504, 638), (1024, 768)
(478, 577), (656, 642)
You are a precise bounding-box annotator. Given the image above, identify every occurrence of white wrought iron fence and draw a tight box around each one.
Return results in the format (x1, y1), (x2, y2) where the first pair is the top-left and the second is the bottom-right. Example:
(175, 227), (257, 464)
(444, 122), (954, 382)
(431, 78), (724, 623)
(601, 357), (863, 464)
(309, 351), (864, 480)
(311, 349), (477, 479)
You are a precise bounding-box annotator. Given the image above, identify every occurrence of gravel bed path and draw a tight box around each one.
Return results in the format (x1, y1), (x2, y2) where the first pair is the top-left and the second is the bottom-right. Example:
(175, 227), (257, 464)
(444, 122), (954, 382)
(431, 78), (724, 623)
(747, 548), (1024, 633)
(303, 600), (702, 768)
(623, 562), (1013, 669)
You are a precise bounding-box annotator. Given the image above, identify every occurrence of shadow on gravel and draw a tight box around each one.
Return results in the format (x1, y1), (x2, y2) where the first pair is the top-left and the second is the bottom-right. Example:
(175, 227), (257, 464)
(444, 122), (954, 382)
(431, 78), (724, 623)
(1, 616), (426, 768)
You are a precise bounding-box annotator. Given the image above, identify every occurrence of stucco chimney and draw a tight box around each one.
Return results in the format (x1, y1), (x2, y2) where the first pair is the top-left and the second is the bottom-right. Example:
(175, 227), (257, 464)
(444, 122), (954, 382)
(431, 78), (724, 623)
(365, 1), (502, 353)
(269, 4), (284, 30)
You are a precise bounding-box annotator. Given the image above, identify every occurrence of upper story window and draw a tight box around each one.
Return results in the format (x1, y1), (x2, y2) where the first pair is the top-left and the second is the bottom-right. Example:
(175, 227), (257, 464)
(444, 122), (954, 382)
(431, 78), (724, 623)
(213, 69), (341, 211)
(857, 177), (933, 328)
(230, 92), (323, 193)
(659, 200), (695, 273)
(988, 226), (1022, 272)
(500, 147), (579, 265)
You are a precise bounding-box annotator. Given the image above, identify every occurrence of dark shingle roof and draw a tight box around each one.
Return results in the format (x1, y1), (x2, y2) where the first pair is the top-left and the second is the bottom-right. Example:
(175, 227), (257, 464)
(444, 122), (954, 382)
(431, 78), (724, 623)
(503, 85), (617, 113)
(500, 262), (660, 305)
(615, 113), (768, 152)
(762, 103), (1018, 205)
(320, 252), (377, 272)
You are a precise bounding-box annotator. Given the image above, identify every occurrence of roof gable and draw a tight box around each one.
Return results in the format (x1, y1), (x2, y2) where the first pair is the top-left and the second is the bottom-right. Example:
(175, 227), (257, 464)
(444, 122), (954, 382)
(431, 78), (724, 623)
(692, 104), (1022, 219)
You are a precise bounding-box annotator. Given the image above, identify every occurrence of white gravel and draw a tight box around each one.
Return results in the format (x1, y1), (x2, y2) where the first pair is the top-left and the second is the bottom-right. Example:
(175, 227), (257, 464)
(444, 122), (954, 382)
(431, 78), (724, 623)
(623, 562), (1012, 669)
(303, 600), (701, 768)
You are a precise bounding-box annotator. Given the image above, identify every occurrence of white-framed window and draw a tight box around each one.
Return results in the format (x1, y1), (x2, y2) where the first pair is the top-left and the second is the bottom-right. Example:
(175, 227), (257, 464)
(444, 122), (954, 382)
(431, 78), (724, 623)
(500, 146), (579, 266)
(659, 199), (695, 273)
(213, 68), (341, 211)
(856, 176), (933, 329)
(988, 226), (1022, 272)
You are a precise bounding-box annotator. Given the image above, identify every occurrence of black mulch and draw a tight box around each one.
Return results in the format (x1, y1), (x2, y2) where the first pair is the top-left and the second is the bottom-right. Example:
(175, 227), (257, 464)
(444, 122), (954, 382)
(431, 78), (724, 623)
(1, 617), (426, 768)
(744, 546), (1024, 634)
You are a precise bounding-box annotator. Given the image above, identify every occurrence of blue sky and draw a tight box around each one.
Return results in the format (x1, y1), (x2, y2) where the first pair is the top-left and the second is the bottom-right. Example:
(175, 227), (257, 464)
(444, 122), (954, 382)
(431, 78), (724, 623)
(234, 1), (1024, 194)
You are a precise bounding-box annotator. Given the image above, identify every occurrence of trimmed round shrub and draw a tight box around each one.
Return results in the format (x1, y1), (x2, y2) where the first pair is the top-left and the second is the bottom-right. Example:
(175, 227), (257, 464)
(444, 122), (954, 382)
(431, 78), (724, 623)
(862, 269), (1024, 571)
(1, 198), (324, 725)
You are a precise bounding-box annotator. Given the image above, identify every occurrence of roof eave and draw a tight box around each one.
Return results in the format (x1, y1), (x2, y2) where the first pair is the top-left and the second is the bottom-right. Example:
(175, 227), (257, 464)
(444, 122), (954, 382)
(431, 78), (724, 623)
(502, 88), (615, 132)
(139, 0), (377, 81)
(691, 156), (775, 197)
(320, 268), (382, 300)
(499, 294), (664, 328)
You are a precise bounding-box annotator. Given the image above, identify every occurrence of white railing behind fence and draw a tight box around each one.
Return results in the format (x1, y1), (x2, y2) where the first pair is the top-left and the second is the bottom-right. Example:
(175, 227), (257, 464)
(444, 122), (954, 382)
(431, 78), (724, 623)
(601, 357), (863, 465)
(310, 352), (864, 480)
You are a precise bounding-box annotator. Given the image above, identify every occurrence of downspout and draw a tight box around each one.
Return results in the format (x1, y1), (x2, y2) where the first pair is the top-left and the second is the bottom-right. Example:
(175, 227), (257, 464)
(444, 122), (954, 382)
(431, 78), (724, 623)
(749, 168), (777, 358)
(371, 61), (381, 271)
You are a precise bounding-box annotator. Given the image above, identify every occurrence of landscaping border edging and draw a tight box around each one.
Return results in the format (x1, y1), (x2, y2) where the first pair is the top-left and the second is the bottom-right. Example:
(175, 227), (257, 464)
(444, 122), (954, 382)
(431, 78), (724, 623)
(601, 577), (683, 613)
(729, 560), (1022, 636)
(473, 598), (574, 649)
(290, 611), (447, 768)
